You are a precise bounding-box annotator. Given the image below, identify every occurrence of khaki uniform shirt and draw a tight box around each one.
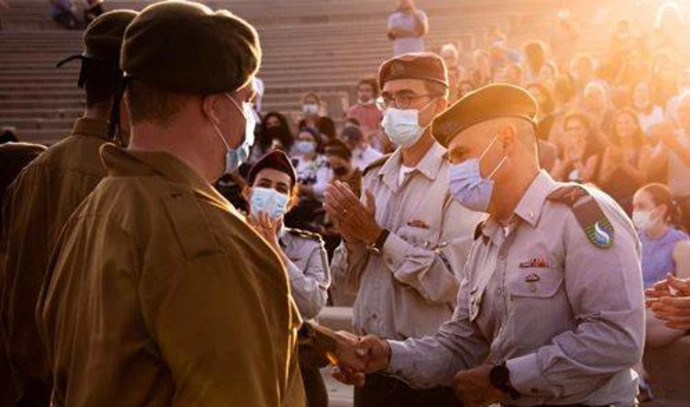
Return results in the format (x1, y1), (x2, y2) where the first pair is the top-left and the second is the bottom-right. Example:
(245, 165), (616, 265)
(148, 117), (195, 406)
(37, 145), (304, 407)
(331, 142), (483, 340)
(280, 229), (330, 320)
(0, 118), (110, 389)
(387, 171), (644, 406)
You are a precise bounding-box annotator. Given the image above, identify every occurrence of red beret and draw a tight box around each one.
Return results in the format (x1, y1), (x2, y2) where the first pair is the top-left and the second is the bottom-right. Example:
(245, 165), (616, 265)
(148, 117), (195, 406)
(248, 150), (296, 187)
(378, 52), (448, 90)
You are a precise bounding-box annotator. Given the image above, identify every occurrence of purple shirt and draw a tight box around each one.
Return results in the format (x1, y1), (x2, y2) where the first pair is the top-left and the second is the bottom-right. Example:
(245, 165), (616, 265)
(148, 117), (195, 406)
(639, 227), (689, 288)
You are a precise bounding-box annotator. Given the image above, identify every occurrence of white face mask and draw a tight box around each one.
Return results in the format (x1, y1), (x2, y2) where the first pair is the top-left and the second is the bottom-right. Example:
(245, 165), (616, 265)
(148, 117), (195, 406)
(632, 209), (660, 231)
(382, 99), (435, 148)
(303, 103), (319, 115)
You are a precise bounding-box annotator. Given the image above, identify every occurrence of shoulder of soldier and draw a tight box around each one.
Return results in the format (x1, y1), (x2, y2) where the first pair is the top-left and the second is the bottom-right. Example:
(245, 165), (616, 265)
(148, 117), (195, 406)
(545, 183), (625, 249)
(362, 153), (392, 177)
(473, 220), (485, 241)
(286, 228), (324, 244)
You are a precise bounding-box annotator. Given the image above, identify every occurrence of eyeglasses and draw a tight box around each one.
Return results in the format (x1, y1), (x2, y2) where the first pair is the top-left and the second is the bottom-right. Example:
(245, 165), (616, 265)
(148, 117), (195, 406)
(376, 92), (437, 110)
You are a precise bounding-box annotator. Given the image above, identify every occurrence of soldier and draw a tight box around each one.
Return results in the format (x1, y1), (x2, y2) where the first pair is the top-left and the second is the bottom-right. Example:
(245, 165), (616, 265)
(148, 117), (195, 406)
(0, 10), (136, 405)
(244, 150), (331, 407)
(35, 2), (359, 406)
(339, 84), (645, 407)
(326, 52), (483, 406)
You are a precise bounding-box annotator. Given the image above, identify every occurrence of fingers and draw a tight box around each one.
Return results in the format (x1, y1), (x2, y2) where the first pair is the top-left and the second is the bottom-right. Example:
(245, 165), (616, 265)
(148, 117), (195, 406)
(364, 189), (376, 214)
(331, 366), (366, 387)
(668, 274), (690, 296)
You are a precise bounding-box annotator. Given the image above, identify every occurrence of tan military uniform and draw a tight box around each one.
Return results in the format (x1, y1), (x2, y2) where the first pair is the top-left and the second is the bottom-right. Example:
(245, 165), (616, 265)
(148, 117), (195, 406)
(386, 171), (644, 406)
(37, 144), (304, 407)
(331, 142), (483, 340)
(280, 228), (330, 320)
(0, 118), (110, 392)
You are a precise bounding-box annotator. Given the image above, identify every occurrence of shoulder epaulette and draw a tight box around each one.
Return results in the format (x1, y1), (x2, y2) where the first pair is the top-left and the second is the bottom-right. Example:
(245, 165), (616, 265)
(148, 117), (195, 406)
(546, 185), (615, 249)
(287, 228), (323, 242)
(362, 153), (392, 177)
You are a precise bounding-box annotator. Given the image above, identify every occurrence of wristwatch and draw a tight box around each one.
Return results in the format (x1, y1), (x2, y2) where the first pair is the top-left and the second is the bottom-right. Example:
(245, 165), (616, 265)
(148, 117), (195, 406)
(367, 229), (390, 255)
(489, 363), (521, 400)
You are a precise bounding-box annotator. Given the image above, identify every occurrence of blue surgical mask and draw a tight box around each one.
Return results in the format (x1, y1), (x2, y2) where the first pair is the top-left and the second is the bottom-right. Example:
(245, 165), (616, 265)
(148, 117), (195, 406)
(211, 94), (257, 175)
(295, 140), (316, 155)
(381, 99), (435, 148)
(250, 187), (290, 219)
(448, 135), (507, 212)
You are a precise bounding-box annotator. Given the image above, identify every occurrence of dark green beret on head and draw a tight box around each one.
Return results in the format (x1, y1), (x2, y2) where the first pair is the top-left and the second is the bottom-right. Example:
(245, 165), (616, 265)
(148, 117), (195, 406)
(431, 83), (538, 148)
(83, 10), (138, 63)
(378, 52), (448, 90)
(121, 0), (262, 94)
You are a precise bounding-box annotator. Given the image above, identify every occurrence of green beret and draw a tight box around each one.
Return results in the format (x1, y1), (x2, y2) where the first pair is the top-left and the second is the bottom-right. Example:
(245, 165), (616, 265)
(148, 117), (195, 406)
(121, 0), (261, 94)
(378, 52), (448, 90)
(57, 10), (137, 68)
(431, 84), (538, 148)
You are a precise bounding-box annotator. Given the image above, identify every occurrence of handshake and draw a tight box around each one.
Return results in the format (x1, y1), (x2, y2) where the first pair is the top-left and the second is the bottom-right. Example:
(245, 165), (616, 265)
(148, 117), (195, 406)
(329, 331), (391, 386)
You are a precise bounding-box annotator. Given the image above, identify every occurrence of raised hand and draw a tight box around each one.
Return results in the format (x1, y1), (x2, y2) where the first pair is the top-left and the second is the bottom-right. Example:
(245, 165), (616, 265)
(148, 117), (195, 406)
(324, 182), (382, 245)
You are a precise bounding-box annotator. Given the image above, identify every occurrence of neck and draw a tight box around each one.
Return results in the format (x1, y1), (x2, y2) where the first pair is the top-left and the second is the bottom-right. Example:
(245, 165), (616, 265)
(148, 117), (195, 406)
(128, 120), (220, 183)
(646, 222), (669, 239)
(491, 166), (540, 225)
(401, 131), (434, 167)
(303, 152), (316, 161)
(83, 104), (111, 122)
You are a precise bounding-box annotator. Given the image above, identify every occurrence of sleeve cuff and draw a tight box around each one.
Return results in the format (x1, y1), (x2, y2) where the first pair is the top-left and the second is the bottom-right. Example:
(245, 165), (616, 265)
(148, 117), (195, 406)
(381, 232), (410, 272)
(384, 340), (409, 376)
(505, 353), (553, 397)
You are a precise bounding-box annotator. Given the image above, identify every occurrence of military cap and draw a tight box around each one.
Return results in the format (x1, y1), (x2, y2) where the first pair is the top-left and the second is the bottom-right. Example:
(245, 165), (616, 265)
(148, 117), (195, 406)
(121, 0), (261, 94)
(56, 10), (138, 68)
(248, 150), (297, 188)
(431, 83), (538, 148)
(378, 52), (448, 90)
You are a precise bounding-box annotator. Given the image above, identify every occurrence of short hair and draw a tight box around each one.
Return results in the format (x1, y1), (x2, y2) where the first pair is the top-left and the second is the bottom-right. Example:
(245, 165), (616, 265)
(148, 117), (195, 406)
(125, 79), (186, 126)
(357, 78), (379, 97)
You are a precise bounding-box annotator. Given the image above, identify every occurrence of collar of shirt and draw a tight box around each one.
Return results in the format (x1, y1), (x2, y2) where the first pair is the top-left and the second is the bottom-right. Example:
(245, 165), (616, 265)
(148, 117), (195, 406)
(71, 117), (110, 141)
(100, 144), (231, 209)
(379, 141), (445, 191)
(481, 170), (558, 244)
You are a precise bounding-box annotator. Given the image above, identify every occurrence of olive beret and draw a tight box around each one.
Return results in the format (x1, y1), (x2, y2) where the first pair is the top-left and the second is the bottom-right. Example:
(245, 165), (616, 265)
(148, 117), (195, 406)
(248, 150), (297, 188)
(431, 83), (538, 148)
(57, 10), (137, 68)
(378, 52), (448, 90)
(121, 0), (261, 94)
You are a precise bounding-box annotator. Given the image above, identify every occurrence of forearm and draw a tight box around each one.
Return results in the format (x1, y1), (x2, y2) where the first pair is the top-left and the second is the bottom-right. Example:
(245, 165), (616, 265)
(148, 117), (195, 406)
(285, 259), (328, 320)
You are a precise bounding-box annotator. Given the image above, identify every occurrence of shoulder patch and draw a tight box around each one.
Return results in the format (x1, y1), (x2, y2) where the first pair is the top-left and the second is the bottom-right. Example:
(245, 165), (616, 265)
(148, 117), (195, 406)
(362, 153), (392, 177)
(547, 185), (614, 249)
(287, 228), (323, 242)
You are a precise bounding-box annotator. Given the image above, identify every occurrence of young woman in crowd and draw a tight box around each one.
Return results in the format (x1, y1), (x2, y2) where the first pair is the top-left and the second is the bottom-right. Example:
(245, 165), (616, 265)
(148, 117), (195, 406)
(550, 111), (604, 183)
(632, 80), (665, 133)
(250, 111), (294, 164)
(471, 49), (493, 87)
(598, 109), (648, 214)
(297, 92), (336, 140)
(291, 128), (331, 201)
(526, 82), (556, 141)
(582, 81), (616, 133)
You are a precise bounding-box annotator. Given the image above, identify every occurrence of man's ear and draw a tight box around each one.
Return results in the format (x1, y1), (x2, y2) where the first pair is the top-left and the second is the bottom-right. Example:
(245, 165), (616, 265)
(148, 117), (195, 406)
(202, 94), (221, 126)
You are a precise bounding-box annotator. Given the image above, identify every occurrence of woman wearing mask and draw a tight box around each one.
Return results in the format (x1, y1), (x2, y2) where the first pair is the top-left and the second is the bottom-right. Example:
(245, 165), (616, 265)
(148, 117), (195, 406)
(244, 150), (331, 407)
(250, 111), (294, 164)
(631, 183), (690, 400)
(291, 128), (331, 200)
(298, 92), (336, 140)
(632, 80), (665, 134)
(598, 109), (648, 214)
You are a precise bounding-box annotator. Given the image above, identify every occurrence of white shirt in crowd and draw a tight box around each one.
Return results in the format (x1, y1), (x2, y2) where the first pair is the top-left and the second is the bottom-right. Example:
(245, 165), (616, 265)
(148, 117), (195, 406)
(388, 8), (427, 56)
(352, 145), (383, 171)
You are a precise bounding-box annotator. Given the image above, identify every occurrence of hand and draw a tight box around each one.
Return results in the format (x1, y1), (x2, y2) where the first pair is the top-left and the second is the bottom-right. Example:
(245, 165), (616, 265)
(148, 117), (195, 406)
(247, 212), (281, 251)
(331, 334), (390, 387)
(454, 365), (505, 407)
(646, 274), (690, 304)
(325, 182), (382, 245)
(649, 296), (690, 330)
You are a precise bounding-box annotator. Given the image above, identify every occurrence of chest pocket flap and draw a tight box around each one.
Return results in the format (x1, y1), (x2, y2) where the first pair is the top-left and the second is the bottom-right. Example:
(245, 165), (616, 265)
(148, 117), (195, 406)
(162, 190), (219, 261)
(507, 267), (564, 299)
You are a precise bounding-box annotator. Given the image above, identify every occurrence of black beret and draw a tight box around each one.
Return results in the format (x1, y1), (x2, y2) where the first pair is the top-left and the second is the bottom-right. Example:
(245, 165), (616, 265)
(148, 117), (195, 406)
(122, 0), (261, 94)
(56, 10), (137, 68)
(248, 150), (296, 188)
(378, 52), (448, 90)
(431, 83), (538, 148)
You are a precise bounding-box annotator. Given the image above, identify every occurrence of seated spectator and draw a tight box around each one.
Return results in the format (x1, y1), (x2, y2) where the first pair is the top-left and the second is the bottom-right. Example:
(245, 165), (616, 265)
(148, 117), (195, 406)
(341, 126), (382, 171)
(645, 93), (690, 232)
(664, 67), (690, 124)
(551, 111), (603, 183)
(523, 40), (547, 82)
(250, 111), (294, 164)
(582, 81), (616, 133)
(50, 0), (79, 29)
(291, 128), (331, 200)
(471, 49), (492, 87)
(0, 127), (18, 144)
(501, 62), (524, 86)
(632, 80), (665, 133)
(325, 139), (362, 198)
(570, 55), (595, 92)
(458, 79), (476, 99)
(297, 92), (336, 140)
(440, 43), (462, 101)
(598, 109), (648, 214)
(346, 78), (382, 137)
(83, 0), (105, 25)
(387, 0), (428, 56)
(538, 61), (558, 91)
(526, 82), (556, 141)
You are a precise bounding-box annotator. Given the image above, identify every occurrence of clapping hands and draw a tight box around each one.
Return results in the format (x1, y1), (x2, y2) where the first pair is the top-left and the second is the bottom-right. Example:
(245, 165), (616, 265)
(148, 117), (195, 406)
(646, 274), (690, 330)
